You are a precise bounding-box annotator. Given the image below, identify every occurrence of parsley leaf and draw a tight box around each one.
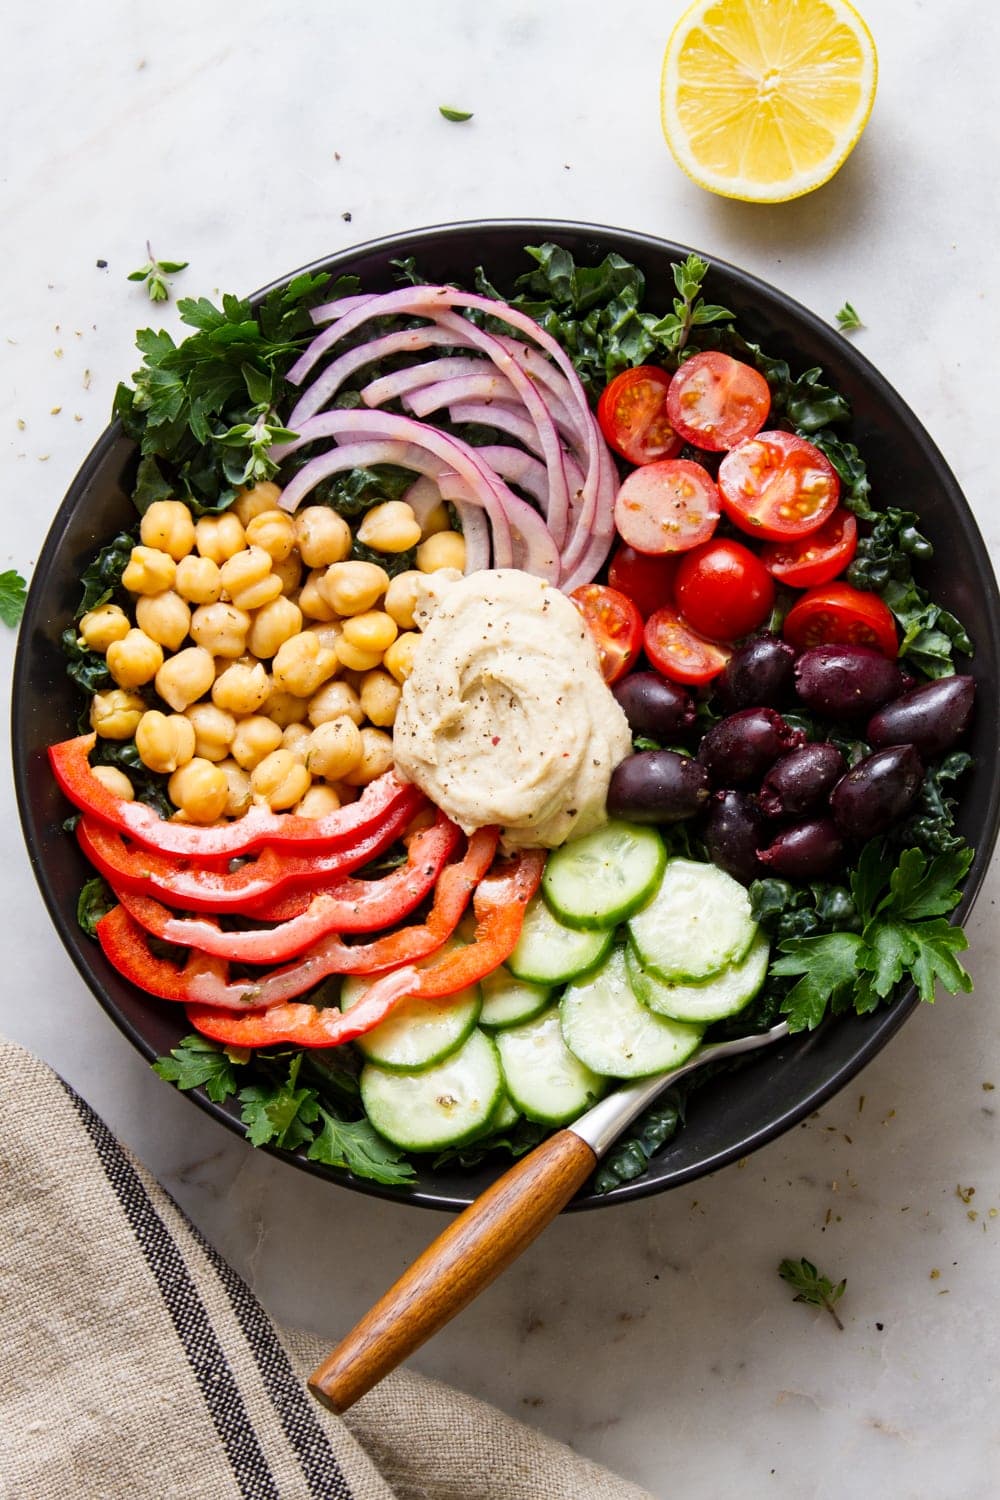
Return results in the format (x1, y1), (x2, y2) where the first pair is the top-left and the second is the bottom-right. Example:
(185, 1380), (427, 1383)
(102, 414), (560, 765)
(779, 1257), (846, 1329)
(76, 876), (116, 938)
(238, 1055), (319, 1150)
(835, 301), (864, 331)
(307, 1107), (416, 1185)
(153, 1034), (242, 1103)
(770, 932), (863, 1030)
(0, 568), (28, 627)
(127, 243), (189, 303)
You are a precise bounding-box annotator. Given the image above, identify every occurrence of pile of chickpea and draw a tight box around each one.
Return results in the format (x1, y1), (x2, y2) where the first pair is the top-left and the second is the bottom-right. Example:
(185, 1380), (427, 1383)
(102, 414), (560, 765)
(78, 483), (466, 824)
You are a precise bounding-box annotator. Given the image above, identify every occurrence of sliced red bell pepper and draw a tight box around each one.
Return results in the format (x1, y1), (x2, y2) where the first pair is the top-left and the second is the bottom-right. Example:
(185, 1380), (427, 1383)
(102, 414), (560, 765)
(49, 733), (423, 858)
(113, 812), (461, 961)
(183, 843), (544, 1049)
(76, 783), (424, 912)
(96, 827), (501, 1014)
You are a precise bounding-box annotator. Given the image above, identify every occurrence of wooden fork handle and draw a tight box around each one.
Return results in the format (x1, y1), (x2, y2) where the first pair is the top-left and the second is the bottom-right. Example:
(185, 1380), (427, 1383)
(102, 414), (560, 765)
(308, 1128), (597, 1413)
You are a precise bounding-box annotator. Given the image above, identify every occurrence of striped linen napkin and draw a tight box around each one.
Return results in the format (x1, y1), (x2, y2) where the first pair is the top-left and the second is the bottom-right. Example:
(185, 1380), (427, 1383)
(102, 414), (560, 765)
(0, 1038), (652, 1500)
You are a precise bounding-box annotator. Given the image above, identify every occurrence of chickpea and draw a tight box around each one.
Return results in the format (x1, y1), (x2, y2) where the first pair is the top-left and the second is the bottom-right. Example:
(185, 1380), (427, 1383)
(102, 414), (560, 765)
(416, 530), (466, 573)
(334, 637), (384, 673)
(271, 632), (339, 697)
(281, 722), (312, 761)
(122, 546), (176, 596)
(271, 551), (303, 596)
(295, 784), (342, 819)
(341, 609), (397, 654)
(219, 547), (283, 611)
(304, 716), (364, 781)
(211, 660), (271, 715)
(175, 554), (223, 605)
(302, 620), (342, 651)
(294, 507), (352, 568)
(90, 764), (135, 801)
(183, 703), (236, 762)
(168, 758), (229, 824)
(232, 480), (283, 527)
(140, 499), (196, 561)
(383, 571), (424, 631)
(106, 628), (164, 689)
(134, 590), (191, 652)
(216, 758), (253, 818)
(245, 509), (296, 562)
(79, 603), (131, 653)
(319, 560), (389, 617)
(155, 646), (215, 712)
(262, 688), (309, 729)
(250, 748), (311, 811)
(195, 512), (246, 564)
(190, 602), (250, 659)
(307, 679), (363, 728)
(246, 595), (303, 660)
(230, 715), (284, 771)
(342, 726), (395, 786)
(297, 569), (339, 622)
(359, 669), (402, 728)
(90, 688), (147, 740)
(356, 500), (422, 553)
(382, 631), (421, 683)
(135, 710), (197, 775)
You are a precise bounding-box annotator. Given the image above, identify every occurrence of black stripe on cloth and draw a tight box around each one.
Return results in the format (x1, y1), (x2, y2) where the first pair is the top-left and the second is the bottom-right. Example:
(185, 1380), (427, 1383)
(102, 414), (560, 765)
(190, 1220), (356, 1500)
(62, 1082), (281, 1500)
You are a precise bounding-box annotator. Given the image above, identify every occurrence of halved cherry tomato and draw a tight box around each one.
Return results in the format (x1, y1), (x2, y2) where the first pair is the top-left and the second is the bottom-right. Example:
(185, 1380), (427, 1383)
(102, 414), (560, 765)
(783, 582), (898, 657)
(644, 607), (732, 686)
(666, 351), (771, 452)
(718, 431), (840, 540)
(674, 539), (775, 643)
(597, 366), (683, 466)
(613, 458), (721, 556)
(761, 508), (858, 588)
(607, 544), (678, 619)
(570, 584), (643, 683)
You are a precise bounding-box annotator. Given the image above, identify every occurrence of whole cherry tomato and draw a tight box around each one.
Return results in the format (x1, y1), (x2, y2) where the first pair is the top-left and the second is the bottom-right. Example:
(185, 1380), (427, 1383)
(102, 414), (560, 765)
(674, 538), (776, 642)
(607, 544), (678, 619)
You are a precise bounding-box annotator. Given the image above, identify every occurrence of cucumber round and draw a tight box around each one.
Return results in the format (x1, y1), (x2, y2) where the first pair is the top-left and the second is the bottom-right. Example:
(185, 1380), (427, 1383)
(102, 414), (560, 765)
(360, 1029), (503, 1151)
(340, 972), (480, 1071)
(482, 1090), (521, 1134)
(560, 946), (703, 1079)
(494, 1007), (607, 1126)
(542, 819), (666, 930)
(626, 930), (770, 1023)
(507, 894), (613, 986)
(627, 857), (755, 982)
(478, 966), (552, 1030)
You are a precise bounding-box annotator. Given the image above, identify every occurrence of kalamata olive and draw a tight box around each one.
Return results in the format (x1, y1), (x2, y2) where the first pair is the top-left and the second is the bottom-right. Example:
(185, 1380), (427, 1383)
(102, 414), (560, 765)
(697, 708), (805, 786)
(867, 675), (975, 757)
(717, 635), (797, 712)
(607, 749), (711, 824)
(794, 645), (905, 719)
(704, 790), (762, 884)
(757, 819), (846, 880)
(758, 743), (847, 819)
(612, 672), (696, 741)
(830, 744), (924, 838)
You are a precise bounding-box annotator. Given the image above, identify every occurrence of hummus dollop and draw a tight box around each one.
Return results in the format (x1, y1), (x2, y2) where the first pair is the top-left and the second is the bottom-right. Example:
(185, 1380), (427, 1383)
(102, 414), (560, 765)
(392, 569), (632, 849)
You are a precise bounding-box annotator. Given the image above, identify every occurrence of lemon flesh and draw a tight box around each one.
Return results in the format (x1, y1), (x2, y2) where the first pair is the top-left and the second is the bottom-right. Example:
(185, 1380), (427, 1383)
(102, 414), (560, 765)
(661, 0), (878, 203)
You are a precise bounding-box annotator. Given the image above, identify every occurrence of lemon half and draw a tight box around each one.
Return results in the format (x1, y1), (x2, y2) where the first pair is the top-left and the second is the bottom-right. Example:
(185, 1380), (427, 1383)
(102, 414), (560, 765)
(660, 0), (878, 203)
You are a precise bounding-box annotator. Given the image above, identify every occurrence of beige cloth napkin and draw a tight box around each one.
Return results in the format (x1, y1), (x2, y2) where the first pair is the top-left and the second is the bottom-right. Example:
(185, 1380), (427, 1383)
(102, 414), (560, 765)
(0, 1038), (653, 1500)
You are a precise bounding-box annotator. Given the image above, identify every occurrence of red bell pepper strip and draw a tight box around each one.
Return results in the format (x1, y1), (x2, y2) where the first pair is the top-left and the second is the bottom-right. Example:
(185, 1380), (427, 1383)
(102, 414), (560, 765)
(96, 827), (502, 1012)
(183, 843), (544, 1048)
(76, 783), (424, 913)
(113, 812), (461, 961)
(49, 733), (422, 859)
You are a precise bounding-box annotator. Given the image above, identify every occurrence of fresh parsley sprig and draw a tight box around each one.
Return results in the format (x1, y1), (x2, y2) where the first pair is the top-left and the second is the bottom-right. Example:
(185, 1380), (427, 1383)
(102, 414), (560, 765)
(767, 841), (974, 1032)
(779, 1258), (847, 1329)
(127, 243), (189, 303)
(649, 254), (733, 358)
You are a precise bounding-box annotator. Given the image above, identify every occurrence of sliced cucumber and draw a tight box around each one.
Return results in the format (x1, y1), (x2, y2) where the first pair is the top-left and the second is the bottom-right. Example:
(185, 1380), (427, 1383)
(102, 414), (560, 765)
(340, 971), (480, 1072)
(507, 895), (613, 986)
(560, 946), (703, 1079)
(626, 930), (770, 1023)
(483, 1090), (521, 1134)
(627, 857), (756, 983)
(495, 1007), (607, 1126)
(360, 1029), (502, 1151)
(479, 965), (551, 1030)
(542, 819), (666, 930)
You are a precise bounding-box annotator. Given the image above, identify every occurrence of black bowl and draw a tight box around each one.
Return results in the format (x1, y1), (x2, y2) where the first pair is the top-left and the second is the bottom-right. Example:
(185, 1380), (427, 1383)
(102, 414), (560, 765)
(13, 220), (1000, 1211)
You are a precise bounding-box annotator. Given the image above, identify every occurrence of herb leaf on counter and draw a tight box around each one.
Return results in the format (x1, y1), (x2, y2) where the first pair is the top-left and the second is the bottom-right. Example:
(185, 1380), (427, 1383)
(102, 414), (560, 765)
(779, 1257), (846, 1329)
(439, 106), (473, 122)
(835, 301), (864, 331)
(127, 244), (189, 303)
(0, 569), (27, 627)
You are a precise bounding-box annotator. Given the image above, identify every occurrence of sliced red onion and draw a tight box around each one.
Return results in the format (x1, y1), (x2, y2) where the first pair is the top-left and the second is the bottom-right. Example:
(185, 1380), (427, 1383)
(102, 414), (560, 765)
(361, 355), (489, 410)
(285, 326), (457, 433)
(405, 373), (520, 419)
(309, 292), (381, 323)
(473, 446), (549, 506)
(402, 474), (445, 527)
(447, 400), (541, 455)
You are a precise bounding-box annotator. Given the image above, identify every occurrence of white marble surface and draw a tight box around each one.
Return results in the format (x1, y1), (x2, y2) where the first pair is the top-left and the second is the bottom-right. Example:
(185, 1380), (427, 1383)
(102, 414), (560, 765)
(3, 2), (1000, 1495)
